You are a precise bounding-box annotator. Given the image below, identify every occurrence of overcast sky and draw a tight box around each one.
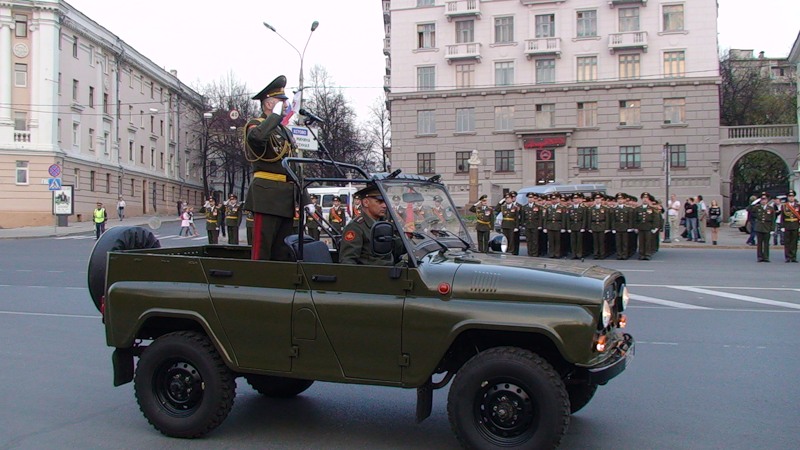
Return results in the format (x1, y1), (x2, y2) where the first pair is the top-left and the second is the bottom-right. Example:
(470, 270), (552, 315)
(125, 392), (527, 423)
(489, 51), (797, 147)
(65, 0), (799, 123)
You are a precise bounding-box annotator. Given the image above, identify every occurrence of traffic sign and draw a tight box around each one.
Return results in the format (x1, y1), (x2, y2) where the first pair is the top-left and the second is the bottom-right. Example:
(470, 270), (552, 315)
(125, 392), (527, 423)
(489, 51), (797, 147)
(48, 178), (62, 191)
(290, 126), (319, 151)
(229, 110), (239, 120)
(48, 164), (61, 177)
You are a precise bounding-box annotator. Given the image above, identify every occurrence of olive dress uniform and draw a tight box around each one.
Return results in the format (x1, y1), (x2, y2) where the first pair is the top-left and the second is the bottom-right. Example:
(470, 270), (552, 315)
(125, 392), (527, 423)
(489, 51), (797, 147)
(610, 200), (633, 259)
(245, 210), (254, 245)
(329, 200), (347, 236)
(781, 191), (799, 262)
(544, 201), (566, 258)
(205, 203), (221, 244)
(339, 186), (394, 266)
(634, 195), (659, 260)
(499, 200), (521, 255)
(521, 198), (543, 257)
(243, 75), (297, 261)
(749, 197), (777, 262)
(589, 201), (610, 259)
(225, 201), (242, 245)
(305, 206), (321, 240)
(469, 196), (494, 253)
(566, 202), (589, 259)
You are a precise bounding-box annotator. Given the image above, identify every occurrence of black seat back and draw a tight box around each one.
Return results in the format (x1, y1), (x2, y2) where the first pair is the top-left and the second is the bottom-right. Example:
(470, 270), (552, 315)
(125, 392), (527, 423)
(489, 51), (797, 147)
(284, 235), (333, 263)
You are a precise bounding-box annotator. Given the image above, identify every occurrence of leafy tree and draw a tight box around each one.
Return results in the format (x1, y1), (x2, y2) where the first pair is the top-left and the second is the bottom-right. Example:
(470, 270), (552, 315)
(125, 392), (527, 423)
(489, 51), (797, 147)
(731, 150), (789, 208)
(720, 50), (797, 126)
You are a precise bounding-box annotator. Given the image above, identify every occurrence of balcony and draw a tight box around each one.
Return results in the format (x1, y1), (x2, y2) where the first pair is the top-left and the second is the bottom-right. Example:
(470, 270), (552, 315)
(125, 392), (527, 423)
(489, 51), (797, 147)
(383, 37), (390, 56)
(384, 75), (391, 92)
(524, 38), (561, 58)
(608, 31), (648, 53)
(445, 43), (482, 63)
(520, 0), (567, 5)
(445, 0), (480, 20)
(720, 125), (798, 145)
(608, 0), (647, 7)
(14, 131), (31, 143)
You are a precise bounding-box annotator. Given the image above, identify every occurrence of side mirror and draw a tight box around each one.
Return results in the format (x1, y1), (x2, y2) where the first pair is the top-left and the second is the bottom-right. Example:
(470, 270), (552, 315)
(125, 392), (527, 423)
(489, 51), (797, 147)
(371, 221), (395, 256)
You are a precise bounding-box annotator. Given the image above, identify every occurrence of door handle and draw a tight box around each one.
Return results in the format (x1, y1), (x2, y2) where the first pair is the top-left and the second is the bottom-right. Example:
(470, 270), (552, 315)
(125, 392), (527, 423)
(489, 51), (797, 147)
(312, 275), (337, 283)
(209, 269), (233, 278)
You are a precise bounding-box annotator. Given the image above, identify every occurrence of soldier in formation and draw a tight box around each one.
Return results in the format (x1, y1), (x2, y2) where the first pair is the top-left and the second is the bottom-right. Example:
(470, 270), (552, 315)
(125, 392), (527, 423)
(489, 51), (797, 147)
(749, 192), (777, 262)
(329, 195), (348, 236)
(469, 195), (494, 253)
(224, 194), (242, 245)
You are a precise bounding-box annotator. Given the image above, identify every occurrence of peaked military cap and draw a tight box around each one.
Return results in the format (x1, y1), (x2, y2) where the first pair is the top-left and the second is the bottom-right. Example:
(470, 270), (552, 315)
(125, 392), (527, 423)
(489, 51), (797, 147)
(252, 75), (289, 101)
(433, 195), (443, 202)
(760, 192), (770, 199)
(332, 195), (341, 201)
(309, 194), (318, 200)
(527, 192), (535, 198)
(788, 190), (796, 196)
(479, 194), (488, 201)
(510, 191), (518, 196)
(355, 184), (383, 201)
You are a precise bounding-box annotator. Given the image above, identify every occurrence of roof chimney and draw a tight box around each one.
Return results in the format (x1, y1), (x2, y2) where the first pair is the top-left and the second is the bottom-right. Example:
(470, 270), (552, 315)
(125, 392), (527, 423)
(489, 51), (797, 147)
(170, 69), (178, 77)
(758, 51), (765, 59)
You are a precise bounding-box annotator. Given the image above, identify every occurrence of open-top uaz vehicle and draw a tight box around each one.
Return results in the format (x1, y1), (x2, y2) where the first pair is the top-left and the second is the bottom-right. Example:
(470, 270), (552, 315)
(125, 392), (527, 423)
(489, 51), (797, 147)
(88, 158), (634, 449)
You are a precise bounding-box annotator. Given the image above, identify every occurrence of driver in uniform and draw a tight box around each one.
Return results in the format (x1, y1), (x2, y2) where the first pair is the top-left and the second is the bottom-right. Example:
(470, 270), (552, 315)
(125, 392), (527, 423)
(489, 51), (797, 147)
(339, 184), (394, 266)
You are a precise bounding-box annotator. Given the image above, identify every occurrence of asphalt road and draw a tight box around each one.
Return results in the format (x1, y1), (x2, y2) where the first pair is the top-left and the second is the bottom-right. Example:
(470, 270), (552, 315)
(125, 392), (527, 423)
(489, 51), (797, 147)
(0, 229), (798, 449)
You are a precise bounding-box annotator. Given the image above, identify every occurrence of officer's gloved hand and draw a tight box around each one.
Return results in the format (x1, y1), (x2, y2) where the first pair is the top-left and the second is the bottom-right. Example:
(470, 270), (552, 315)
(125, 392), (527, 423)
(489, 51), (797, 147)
(651, 228), (658, 234)
(514, 228), (518, 232)
(781, 228), (786, 232)
(543, 229), (548, 234)
(560, 229), (566, 233)
(568, 230), (572, 233)
(612, 230), (617, 234)
(580, 229), (585, 233)
(770, 231), (775, 235)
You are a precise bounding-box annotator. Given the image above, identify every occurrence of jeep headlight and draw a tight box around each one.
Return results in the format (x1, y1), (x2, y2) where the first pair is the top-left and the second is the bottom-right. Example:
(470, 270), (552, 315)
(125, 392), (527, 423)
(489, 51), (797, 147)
(620, 284), (630, 311)
(601, 300), (612, 328)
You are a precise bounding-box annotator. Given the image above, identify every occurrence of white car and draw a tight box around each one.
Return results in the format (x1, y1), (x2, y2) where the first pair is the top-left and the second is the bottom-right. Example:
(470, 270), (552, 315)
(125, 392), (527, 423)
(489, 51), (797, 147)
(729, 208), (748, 233)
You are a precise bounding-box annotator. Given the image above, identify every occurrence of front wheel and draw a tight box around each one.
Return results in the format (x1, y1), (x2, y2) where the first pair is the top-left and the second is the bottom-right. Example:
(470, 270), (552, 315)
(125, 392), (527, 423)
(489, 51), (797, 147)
(447, 347), (569, 449)
(134, 331), (235, 438)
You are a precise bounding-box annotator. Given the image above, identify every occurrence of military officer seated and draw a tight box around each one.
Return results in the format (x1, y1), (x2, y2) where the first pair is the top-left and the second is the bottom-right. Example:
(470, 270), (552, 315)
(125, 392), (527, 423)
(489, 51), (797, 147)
(339, 184), (395, 266)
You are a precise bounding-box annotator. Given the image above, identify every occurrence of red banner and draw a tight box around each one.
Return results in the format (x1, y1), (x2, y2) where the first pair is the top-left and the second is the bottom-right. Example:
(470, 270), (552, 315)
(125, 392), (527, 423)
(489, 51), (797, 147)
(523, 136), (566, 149)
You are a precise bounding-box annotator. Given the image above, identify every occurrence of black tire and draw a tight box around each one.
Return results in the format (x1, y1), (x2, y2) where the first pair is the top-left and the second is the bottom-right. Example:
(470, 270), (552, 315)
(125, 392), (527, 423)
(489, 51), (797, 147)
(87, 226), (160, 312)
(244, 375), (314, 398)
(134, 331), (235, 438)
(566, 382), (598, 414)
(447, 347), (569, 450)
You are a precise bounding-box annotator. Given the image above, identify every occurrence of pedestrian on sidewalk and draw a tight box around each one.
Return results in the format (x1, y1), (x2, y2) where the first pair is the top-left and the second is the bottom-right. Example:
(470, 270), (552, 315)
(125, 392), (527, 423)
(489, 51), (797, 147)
(188, 207), (199, 236)
(684, 198), (699, 241)
(667, 194), (681, 241)
(93, 202), (108, 240)
(117, 196), (126, 221)
(696, 195), (708, 243)
(179, 209), (191, 236)
(707, 200), (721, 245)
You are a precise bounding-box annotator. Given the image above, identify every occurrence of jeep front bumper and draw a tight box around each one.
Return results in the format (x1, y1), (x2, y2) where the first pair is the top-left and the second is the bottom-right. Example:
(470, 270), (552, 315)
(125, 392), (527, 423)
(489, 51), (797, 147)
(584, 333), (635, 385)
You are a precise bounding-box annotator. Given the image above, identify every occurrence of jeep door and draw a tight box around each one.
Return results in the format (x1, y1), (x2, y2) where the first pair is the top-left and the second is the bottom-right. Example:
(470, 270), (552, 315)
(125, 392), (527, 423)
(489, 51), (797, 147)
(297, 262), (407, 383)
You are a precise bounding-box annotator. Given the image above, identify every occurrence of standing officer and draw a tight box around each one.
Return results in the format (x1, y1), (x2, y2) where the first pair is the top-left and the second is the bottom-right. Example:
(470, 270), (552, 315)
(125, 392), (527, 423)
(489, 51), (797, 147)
(521, 193), (543, 257)
(243, 75), (297, 261)
(610, 194), (632, 259)
(224, 194), (242, 245)
(780, 190), (799, 262)
(749, 192), (777, 262)
(329, 195), (347, 236)
(589, 194), (611, 259)
(245, 209), (254, 245)
(93, 202), (107, 240)
(305, 194), (321, 240)
(498, 193), (520, 254)
(543, 194), (566, 258)
(205, 197), (221, 244)
(339, 184), (395, 266)
(566, 194), (588, 259)
(469, 195), (494, 253)
(634, 193), (659, 260)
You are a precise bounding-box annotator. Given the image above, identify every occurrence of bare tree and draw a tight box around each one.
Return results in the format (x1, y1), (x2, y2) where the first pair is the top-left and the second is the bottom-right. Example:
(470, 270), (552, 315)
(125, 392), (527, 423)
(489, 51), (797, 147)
(365, 97), (392, 172)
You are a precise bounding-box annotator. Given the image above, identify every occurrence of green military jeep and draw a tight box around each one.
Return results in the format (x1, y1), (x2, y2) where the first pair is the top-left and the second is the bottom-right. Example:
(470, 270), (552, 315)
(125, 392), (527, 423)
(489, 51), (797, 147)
(88, 159), (633, 449)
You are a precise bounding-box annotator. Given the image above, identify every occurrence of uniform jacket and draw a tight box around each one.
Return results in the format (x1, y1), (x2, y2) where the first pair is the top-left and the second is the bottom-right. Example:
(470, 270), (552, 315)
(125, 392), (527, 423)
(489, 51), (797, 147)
(589, 205), (610, 232)
(469, 203), (494, 232)
(544, 205), (566, 231)
(339, 214), (394, 266)
(243, 112), (297, 218)
(748, 203), (777, 233)
(566, 204), (589, 231)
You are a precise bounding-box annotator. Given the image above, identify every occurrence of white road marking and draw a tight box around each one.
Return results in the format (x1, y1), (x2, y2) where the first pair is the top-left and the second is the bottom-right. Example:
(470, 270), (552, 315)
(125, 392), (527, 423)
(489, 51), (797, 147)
(670, 286), (800, 310)
(0, 311), (99, 319)
(631, 284), (800, 291)
(630, 293), (711, 310)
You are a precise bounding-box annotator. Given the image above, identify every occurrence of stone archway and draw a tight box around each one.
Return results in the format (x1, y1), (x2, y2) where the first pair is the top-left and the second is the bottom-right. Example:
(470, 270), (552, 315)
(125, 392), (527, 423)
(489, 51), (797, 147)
(729, 149), (790, 210)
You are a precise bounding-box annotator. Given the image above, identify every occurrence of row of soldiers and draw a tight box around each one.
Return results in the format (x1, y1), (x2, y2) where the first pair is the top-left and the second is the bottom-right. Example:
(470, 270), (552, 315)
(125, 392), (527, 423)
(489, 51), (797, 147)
(471, 190), (665, 260)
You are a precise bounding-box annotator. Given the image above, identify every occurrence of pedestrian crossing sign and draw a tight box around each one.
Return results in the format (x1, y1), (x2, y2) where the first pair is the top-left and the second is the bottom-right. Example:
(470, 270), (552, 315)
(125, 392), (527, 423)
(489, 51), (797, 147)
(48, 178), (62, 190)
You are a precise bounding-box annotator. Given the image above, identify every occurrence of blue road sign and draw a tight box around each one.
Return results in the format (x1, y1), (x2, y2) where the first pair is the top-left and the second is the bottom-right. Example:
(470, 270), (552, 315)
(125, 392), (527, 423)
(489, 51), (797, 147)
(48, 178), (62, 191)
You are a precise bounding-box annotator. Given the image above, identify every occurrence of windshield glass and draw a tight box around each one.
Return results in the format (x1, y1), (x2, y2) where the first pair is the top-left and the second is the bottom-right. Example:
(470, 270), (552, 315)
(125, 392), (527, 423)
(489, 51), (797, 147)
(380, 180), (473, 258)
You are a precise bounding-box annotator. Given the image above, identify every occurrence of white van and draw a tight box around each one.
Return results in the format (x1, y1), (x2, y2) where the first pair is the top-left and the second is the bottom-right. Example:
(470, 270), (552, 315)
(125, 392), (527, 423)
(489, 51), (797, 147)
(306, 186), (358, 221)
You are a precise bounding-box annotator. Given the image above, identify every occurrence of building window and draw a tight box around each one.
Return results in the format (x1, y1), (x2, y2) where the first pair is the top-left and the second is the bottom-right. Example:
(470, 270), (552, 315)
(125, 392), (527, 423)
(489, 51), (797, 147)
(576, 10), (597, 38)
(103, 132), (110, 154)
(106, 173), (111, 194)
(89, 128), (96, 151)
(578, 147), (598, 170)
(455, 108), (475, 133)
(150, 147), (155, 167)
(619, 54), (640, 80)
(495, 61), (514, 86)
(72, 122), (79, 147)
(664, 98), (686, 124)
(131, 178), (135, 195)
(417, 23), (436, 49)
(160, 151), (164, 169)
(129, 140), (134, 160)
(577, 56), (598, 82)
(619, 7), (640, 32)
(417, 0), (434, 6)
(577, 102), (597, 127)
(15, 14), (28, 37)
(535, 59), (555, 84)
(417, 110), (436, 135)
(150, 116), (154, 133)
(103, 93), (109, 114)
(58, 119), (62, 142)
(15, 161), (29, 185)
(494, 16), (514, 43)
(72, 79), (79, 101)
(58, 73), (62, 94)
(128, 105), (133, 123)
(456, 151), (471, 173)
(495, 150), (515, 172)
(619, 100), (641, 125)
(14, 64), (27, 87)
(75, 169), (81, 190)
(160, 120), (164, 136)
(536, 104), (556, 128)
(669, 144), (687, 168)
(417, 153), (435, 174)
(619, 146), (641, 169)
(455, 63), (474, 88)
(72, 36), (78, 58)
(150, 83), (154, 99)
(140, 145), (144, 164)
(535, 14), (555, 38)
(495, 106), (514, 131)
(14, 112), (27, 131)
(662, 4), (685, 32)
(456, 20), (474, 43)
(417, 66), (435, 90)
(664, 51), (685, 77)
(89, 86), (95, 108)
(90, 170), (96, 191)
(140, 111), (144, 128)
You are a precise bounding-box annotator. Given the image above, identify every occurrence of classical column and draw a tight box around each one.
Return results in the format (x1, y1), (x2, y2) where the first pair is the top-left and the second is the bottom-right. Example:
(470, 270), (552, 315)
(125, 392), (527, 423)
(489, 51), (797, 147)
(31, 10), (60, 151)
(467, 150), (481, 205)
(0, 11), (13, 125)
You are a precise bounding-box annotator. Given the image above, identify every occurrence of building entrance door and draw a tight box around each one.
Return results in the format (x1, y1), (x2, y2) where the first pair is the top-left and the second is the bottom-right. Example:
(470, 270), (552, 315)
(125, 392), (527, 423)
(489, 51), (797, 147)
(536, 149), (555, 185)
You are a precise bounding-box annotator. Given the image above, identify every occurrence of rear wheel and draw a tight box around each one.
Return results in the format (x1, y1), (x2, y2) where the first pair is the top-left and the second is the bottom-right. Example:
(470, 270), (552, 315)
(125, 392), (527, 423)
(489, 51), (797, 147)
(134, 331), (235, 438)
(245, 375), (314, 398)
(447, 347), (569, 449)
(87, 226), (160, 311)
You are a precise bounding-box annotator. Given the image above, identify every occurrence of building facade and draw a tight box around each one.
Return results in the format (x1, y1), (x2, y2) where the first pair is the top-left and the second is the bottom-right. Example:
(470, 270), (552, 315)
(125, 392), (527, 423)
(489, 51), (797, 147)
(385, 0), (721, 206)
(1, 0), (206, 228)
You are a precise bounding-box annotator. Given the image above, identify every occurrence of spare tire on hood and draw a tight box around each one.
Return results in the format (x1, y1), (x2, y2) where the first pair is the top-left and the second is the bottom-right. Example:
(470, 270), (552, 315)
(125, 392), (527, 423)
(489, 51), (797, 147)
(87, 226), (160, 312)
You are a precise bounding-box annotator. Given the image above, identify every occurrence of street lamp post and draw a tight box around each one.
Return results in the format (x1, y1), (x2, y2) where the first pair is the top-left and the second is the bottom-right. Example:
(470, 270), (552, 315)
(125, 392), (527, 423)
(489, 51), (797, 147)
(263, 20), (319, 158)
(663, 142), (671, 243)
